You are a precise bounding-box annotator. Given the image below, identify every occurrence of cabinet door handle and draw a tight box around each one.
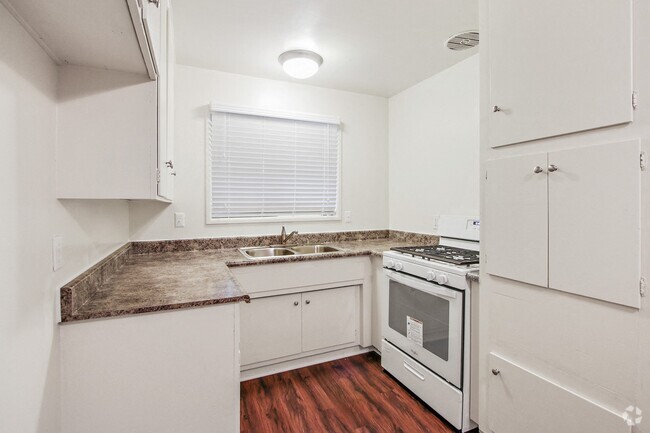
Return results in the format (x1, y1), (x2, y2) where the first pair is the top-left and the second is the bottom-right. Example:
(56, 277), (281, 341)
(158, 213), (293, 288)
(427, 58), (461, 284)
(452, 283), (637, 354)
(548, 164), (559, 172)
(148, 0), (160, 6)
(305, 300), (311, 305)
(492, 368), (501, 376)
(533, 166), (544, 174)
(493, 105), (502, 113)
(293, 301), (299, 306)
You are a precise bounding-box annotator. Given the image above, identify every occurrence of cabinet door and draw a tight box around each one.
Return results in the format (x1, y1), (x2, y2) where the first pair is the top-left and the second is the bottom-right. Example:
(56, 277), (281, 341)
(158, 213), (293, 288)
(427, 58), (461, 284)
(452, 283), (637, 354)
(488, 353), (631, 433)
(302, 286), (357, 353)
(240, 294), (302, 366)
(548, 141), (640, 308)
(156, 0), (173, 200)
(488, 0), (633, 147)
(142, 0), (162, 75)
(485, 153), (548, 287)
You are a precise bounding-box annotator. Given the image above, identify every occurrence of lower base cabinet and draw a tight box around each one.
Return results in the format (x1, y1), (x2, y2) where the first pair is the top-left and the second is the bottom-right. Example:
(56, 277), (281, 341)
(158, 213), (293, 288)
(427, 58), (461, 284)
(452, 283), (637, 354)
(241, 285), (359, 367)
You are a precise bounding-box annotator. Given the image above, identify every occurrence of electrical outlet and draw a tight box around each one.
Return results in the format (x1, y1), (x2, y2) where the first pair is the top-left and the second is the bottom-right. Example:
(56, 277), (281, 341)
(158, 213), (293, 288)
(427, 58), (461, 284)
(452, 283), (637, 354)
(174, 212), (186, 228)
(432, 215), (440, 230)
(344, 211), (352, 223)
(52, 236), (63, 271)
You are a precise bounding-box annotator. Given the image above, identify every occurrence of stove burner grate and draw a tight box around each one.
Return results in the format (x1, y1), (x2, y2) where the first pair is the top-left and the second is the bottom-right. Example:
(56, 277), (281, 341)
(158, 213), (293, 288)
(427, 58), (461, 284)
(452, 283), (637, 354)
(390, 245), (480, 265)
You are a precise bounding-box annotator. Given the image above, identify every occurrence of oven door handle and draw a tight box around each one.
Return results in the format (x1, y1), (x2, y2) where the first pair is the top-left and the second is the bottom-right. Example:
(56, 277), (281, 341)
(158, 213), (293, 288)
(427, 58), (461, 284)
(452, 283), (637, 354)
(384, 269), (458, 300)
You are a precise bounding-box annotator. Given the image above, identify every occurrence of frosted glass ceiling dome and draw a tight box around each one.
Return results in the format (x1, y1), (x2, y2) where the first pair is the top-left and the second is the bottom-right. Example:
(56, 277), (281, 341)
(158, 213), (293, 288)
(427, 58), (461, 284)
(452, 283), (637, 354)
(278, 50), (323, 79)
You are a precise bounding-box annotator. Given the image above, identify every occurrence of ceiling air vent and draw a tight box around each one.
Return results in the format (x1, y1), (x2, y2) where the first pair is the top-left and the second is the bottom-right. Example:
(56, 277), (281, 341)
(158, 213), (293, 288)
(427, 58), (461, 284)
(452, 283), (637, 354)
(446, 31), (479, 51)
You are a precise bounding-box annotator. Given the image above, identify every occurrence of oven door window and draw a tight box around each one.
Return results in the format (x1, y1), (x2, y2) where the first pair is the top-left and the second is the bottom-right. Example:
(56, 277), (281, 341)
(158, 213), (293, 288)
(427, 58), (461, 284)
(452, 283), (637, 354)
(388, 279), (450, 361)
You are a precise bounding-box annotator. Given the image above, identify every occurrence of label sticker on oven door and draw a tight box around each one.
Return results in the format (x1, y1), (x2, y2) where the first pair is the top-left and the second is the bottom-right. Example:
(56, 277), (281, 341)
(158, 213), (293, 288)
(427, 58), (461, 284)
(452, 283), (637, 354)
(406, 316), (423, 347)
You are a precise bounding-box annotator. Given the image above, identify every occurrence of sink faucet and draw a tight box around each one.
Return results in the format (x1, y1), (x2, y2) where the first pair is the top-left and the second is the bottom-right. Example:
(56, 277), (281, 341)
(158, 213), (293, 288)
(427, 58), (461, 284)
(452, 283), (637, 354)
(279, 226), (298, 245)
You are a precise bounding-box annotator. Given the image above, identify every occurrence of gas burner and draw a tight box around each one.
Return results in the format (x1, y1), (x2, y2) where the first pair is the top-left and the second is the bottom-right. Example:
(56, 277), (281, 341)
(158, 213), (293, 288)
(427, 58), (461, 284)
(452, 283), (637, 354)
(390, 245), (480, 265)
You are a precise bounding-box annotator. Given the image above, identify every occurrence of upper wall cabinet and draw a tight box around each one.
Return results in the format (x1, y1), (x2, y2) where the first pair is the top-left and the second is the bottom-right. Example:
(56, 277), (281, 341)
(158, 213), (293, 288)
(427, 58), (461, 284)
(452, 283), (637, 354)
(54, 0), (174, 200)
(485, 140), (641, 308)
(488, 0), (633, 147)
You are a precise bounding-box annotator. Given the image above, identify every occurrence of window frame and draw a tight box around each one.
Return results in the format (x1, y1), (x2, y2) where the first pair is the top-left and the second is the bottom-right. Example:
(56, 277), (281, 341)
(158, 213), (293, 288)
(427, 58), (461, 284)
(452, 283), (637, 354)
(205, 104), (342, 225)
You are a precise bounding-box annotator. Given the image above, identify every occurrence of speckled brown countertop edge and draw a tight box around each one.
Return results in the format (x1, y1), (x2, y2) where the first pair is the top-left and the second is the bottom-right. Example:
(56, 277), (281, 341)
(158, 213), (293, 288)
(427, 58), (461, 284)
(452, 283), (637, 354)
(62, 296), (251, 323)
(467, 271), (480, 282)
(60, 230), (440, 323)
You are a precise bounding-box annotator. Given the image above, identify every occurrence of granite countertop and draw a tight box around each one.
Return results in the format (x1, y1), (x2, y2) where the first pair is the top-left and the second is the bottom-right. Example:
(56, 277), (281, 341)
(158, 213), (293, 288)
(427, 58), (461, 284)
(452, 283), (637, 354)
(467, 270), (480, 282)
(61, 233), (437, 323)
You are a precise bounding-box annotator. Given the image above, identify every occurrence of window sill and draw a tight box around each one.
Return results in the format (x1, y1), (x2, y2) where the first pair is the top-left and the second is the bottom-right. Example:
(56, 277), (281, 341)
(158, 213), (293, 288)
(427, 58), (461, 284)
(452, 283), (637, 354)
(206, 215), (342, 225)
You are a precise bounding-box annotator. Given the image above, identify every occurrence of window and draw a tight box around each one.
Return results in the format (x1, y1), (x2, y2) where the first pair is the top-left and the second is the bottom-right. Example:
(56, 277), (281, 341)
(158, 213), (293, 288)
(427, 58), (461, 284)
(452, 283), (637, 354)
(207, 105), (341, 223)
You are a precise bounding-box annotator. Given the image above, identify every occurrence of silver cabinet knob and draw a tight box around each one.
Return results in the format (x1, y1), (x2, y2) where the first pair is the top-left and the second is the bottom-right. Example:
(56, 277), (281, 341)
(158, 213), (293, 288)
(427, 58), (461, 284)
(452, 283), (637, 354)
(548, 164), (559, 172)
(493, 105), (502, 113)
(165, 160), (174, 169)
(305, 300), (311, 305)
(148, 0), (160, 6)
(293, 301), (299, 306)
(492, 368), (500, 376)
(533, 166), (544, 174)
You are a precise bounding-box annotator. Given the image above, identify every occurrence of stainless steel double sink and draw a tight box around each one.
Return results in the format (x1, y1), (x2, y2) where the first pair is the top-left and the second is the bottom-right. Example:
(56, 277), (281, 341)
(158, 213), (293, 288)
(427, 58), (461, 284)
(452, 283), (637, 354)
(239, 244), (342, 259)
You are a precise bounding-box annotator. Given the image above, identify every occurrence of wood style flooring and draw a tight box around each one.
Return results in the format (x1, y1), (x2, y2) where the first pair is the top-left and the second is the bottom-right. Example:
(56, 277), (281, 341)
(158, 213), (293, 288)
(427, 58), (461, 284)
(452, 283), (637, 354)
(240, 352), (455, 433)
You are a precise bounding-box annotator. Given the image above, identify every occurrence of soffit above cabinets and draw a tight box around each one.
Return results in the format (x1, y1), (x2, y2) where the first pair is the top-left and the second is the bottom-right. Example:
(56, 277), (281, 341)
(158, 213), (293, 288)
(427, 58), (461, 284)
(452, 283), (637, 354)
(173, 0), (478, 97)
(0, 0), (146, 74)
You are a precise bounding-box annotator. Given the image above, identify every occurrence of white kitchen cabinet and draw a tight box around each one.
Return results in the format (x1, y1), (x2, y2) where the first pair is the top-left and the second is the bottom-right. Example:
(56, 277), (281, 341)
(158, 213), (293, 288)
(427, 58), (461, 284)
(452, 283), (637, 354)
(240, 286), (360, 368)
(61, 304), (241, 433)
(240, 293), (302, 366)
(487, 353), (630, 433)
(484, 153), (548, 288)
(488, 0), (633, 148)
(485, 141), (641, 308)
(56, 0), (174, 200)
(302, 286), (357, 352)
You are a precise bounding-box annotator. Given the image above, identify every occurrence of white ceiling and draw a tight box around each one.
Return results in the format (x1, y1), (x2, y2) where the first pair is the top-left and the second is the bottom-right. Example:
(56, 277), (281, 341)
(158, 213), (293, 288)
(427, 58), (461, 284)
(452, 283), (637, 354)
(174, 0), (478, 97)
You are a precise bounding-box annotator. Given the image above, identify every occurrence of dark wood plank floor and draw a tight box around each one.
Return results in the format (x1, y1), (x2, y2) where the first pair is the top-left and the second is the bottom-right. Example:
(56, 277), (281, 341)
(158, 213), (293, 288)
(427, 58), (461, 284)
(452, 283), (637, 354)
(240, 352), (455, 433)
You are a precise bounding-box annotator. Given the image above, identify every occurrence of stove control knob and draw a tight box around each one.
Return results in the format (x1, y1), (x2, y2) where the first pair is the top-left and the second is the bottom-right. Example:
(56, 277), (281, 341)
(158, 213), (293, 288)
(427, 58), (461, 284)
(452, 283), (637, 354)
(386, 260), (395, 269)
(437, 274), (449, 285)
(394, 262), (404, 271)
(426, 271), (436, 281)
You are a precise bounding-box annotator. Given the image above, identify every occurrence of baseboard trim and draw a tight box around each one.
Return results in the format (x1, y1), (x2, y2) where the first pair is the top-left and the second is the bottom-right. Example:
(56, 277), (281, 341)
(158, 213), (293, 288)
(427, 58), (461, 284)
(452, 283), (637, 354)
(240, 346), (374, 381)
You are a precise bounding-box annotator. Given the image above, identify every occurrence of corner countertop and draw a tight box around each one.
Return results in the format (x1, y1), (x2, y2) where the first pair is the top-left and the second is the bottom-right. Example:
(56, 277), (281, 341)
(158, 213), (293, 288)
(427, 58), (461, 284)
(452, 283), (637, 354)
(467, 270), (480, 282)
(61, 234), (436, 323)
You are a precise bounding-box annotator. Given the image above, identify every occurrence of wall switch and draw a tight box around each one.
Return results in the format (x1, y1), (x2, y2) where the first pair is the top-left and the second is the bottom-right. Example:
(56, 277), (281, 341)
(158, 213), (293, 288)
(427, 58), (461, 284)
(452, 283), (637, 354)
(432, 215), (440, 231)
(52, 236), (63, 271)
(344, 211), (352, 223)
(174, 212), (186, 228)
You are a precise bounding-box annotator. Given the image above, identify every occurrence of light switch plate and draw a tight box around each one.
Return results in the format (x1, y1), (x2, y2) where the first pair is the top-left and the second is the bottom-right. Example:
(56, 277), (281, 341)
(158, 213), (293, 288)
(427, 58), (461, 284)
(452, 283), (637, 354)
(52, 236), (63, 271)
(344, 211), (352, 223)
(174, 212), (186, 228)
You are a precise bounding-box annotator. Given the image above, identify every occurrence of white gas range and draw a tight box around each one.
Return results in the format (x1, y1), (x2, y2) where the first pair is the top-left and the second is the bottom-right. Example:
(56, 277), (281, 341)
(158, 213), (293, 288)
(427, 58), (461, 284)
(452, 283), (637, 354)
(381, 216), (479, 432)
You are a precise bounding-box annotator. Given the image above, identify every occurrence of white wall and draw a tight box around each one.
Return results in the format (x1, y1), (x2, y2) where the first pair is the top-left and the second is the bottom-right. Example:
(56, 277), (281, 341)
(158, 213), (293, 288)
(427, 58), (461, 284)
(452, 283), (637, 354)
(129, 65), (389, 240)
(388, 54), (480, 233)
(479, 0), (650, 431)
(0, 4), (130, 433)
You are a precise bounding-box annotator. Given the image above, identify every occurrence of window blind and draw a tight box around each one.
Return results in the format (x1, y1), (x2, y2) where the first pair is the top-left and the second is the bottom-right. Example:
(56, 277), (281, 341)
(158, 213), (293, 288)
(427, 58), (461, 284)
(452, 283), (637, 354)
(208, 108), (340, 221)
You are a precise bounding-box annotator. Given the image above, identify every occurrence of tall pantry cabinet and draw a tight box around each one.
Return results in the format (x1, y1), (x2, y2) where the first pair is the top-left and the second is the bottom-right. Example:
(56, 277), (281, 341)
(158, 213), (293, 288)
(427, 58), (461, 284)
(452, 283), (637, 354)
(481, 0), (640, 432)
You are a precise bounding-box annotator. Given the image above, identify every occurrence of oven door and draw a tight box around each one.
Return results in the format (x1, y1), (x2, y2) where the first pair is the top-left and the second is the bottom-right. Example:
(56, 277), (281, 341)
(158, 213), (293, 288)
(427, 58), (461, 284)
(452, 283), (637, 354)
(383, 269), (463, 388)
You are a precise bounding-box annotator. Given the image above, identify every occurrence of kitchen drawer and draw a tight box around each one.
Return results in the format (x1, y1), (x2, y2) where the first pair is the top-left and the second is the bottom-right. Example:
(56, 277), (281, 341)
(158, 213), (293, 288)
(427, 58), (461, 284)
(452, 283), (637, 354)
(381, 340), (463, 430)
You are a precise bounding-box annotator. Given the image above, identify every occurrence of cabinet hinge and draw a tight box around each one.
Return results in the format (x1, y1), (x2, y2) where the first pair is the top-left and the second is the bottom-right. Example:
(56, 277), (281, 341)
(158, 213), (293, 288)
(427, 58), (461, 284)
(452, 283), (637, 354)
(640, 277), (647, 297)
(633, 91), (639, 110)
(156, 168), (161, 184)
(641, 152), (647, 171)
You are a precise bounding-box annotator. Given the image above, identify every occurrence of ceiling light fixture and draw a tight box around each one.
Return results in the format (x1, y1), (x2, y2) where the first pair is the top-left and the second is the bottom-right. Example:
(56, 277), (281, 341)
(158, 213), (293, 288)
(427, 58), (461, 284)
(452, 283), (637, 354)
(278, 49), (323, 79)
